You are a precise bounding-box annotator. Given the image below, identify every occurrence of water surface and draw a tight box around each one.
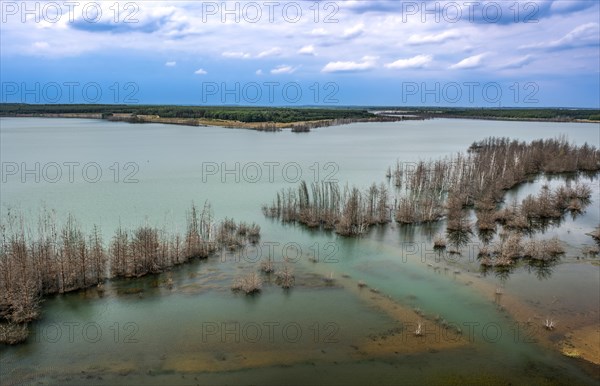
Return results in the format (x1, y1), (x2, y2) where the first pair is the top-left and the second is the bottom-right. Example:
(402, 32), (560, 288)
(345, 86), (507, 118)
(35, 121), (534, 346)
(1, 117), (599, 385)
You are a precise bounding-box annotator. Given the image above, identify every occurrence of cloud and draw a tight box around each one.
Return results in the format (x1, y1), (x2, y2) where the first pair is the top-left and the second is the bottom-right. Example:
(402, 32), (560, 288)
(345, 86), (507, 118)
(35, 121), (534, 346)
(3, 0), (598, 101)
(385, 55), (432, 69)
(550, 0), (597, 14)
(222, 51), (251, 59)
(71, 13), (172, 34)
(165, 61), (177, 67)
(342, 23), (365, 39)
(498, 55), (534, 70)
(450, 53), (487, 69)
(194, 68), (207, 75)
(520, 23), (599, 51)
(322, 56), (377, 73)
(33, 41), (50, 49)
(407, 30), (461, 45)
(341, 0), (585, 24)
(310, 28), (329, 37)
(222, 48), (281, 59)
(343, 0), (400, 14)
(257, 47), (281, 58)
(298, 45), (316, 56)
(271, 65), (297, 75)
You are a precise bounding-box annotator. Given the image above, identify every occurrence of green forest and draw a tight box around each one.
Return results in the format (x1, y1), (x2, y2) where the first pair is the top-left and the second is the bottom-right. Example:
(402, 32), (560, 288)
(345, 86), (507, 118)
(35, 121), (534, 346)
(1, 104), (598, 123)
(0, 104), (375, 123)
(406, 107), (600, 121)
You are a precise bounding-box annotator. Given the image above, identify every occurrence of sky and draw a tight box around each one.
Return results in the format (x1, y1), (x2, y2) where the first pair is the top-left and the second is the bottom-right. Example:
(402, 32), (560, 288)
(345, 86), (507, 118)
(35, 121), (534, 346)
(0, 0), (599, 107)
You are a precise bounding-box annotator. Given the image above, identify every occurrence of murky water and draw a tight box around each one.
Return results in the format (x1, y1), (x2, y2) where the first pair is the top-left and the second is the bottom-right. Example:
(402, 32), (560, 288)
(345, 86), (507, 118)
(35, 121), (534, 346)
(1, 118), (599, 385)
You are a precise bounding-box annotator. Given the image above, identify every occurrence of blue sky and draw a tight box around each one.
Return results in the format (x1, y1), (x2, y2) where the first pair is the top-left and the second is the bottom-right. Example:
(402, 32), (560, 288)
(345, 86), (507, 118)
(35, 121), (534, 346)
(1, 0), (599, 107)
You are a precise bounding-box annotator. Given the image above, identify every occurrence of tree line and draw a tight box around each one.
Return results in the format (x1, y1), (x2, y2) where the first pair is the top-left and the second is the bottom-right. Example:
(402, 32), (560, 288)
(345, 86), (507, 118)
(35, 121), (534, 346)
(5, 104), (598, 123)
(0, 203), (260, 344)
(264, 137), (599, 246)
(263, 181), (390, 236)
(0, 104), (375, 124)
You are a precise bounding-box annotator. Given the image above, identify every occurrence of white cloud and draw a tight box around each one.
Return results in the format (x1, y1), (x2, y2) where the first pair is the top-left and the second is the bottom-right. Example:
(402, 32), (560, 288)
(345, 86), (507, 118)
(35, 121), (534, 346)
(194, 68), (207, 75)
(322, 56), (377, 73)
(3, 0), (597, 85)
(450, 53), (487, 70)
(222, 51), (251, 59)
(498, 55), (534, 70)
(407, 30), (460, 45)
(271, 65), (297, 74)
(33, 41), (50, 49)
(520, 23), (599, 50)
(165, 61), (177, 67)
(257, 47), (281, 58)
(385, 54), (432, 69)
(256, 69), (263, 75)
(222, 48), (281, 59)
(342, 23), (365, 39)
(554, 22), (599, 45)
(298, 45), (316, 56)
(310, 28), (329, 36)
(549, 0), (593, 13)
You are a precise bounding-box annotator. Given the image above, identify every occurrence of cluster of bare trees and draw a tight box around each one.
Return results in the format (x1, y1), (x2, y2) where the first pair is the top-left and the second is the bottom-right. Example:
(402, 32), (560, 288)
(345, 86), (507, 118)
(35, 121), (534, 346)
(260, 136), (597, 275)
(384, 137), (598, 258)
(257, 256), (295, 290)
(215, 219), (260, 250)
(263, 137), (597, 244)
(108, 203), (253, 278)
(0, 203), (260, 344)
(472, 181), (592, 273)
(0, 211), (106, 344)
(231, 259), (295, 295)
(389, 137), (599, 228)
(479, 234), (565, 267)
(262, 181), (390, 236)
(467, 136), (599, 187)
(275, 264), (295, 289)
(521, 183), (591, 219)
(0, 210), (107, 327)
(389, 159), (452, 224)
(231, 272), (263, 294)
(492, 183), (592, 233)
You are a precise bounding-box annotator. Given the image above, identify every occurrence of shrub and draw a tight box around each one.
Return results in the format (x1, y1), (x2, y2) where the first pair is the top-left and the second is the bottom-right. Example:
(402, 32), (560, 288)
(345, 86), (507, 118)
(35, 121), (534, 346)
(0, 323), (29, 345)
(231, 272), (263, 295)
(433, 234), (447, 249)
(275, 265), (295, 289)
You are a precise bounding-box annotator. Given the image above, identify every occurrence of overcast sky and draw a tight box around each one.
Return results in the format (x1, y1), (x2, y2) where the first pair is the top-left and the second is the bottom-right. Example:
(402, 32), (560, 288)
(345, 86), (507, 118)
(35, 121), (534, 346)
(1, 0), (599, 107)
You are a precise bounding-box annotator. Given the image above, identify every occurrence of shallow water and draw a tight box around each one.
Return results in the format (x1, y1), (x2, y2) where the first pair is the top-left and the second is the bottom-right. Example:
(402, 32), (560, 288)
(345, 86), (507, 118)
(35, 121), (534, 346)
(1, 117), (599, 385)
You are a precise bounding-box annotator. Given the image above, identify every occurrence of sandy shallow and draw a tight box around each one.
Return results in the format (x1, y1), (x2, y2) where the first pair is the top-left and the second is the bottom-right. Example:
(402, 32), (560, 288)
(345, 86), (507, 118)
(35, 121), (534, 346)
(434, 257), (600, 366)
(560, 324), (600, 364)
(158, 268), (468, 373)
(2, 250), (597, 385)
(154, 256), (600, 371)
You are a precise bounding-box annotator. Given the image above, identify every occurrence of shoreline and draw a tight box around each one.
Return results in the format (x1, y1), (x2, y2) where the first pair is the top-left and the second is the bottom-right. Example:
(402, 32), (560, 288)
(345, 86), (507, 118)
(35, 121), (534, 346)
(420, 114), (600, 124)
(0, 113), (419, 132)
(2, 112), (598, 130)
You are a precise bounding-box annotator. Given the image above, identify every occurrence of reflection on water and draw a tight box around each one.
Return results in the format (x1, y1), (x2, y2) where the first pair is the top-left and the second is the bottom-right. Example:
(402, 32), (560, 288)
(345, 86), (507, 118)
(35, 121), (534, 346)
(477, 229), (495, 244)
(526, 259), (559, 280)
(481, 264), (515, 281)
(1, 118), (599, 385)
(447, 228), (473, 249)
(480, 258), (559, 282)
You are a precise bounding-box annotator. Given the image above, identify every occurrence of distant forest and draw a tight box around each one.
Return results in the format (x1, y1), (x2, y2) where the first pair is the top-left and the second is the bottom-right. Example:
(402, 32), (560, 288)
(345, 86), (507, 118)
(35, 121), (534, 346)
(1, 104), (598, 123)
(417, 108), (600, 121)
(0, 104), (374, 123)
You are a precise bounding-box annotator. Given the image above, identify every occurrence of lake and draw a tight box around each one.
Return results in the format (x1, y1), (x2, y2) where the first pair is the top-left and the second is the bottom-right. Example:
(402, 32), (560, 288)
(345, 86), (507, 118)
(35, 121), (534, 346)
(1, 117), (599, 385)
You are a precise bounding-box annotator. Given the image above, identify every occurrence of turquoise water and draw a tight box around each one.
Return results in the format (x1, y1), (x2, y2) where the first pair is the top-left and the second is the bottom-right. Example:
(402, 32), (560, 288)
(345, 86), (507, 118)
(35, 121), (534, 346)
(0, 117), (599, 385)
